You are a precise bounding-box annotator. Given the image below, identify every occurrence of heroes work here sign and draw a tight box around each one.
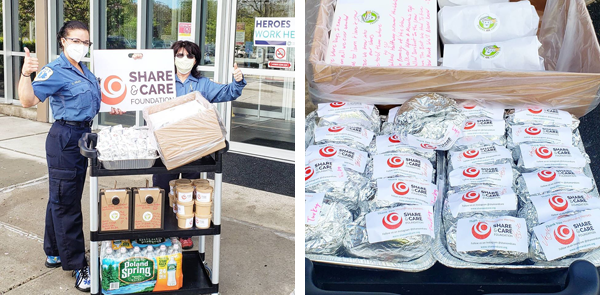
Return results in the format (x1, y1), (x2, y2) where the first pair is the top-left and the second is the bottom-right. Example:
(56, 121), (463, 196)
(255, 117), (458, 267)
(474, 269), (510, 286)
(254, 17), (295, 47)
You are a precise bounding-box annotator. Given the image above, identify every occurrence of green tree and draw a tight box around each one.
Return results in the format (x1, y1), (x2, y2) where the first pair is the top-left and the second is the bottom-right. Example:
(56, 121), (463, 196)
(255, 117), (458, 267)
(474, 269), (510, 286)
(63, 0), (90, 26)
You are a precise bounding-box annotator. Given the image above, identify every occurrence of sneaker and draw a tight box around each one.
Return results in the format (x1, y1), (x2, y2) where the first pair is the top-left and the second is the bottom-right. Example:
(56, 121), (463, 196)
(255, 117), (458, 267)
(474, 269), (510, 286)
(45, 256), (61, 268)
(180, 237), (193, 249)
(72, 266), (91, 292)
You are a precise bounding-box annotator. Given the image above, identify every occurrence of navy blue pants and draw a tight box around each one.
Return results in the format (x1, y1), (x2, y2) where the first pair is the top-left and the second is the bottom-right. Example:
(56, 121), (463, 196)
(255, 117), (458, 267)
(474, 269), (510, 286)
(44, 121), (89, 270)
(152, 173), (200, 195)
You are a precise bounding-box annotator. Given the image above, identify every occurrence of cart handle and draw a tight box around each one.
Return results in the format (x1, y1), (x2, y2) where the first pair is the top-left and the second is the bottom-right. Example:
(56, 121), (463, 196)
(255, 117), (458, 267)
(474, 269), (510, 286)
(79, 133), (98, 159)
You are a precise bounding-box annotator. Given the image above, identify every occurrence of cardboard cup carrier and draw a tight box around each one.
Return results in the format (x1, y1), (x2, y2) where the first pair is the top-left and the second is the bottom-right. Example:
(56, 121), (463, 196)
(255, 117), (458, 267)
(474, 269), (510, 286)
(100, 186), (131, 232)
(132, 180), (165, 230)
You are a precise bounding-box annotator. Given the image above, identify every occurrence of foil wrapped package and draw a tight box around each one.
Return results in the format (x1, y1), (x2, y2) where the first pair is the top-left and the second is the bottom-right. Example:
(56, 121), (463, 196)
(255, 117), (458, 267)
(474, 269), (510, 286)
(343, 206), (435, 262)
(519, 190), (600, 229)
(306, 144), (370, 174)
(316, 102), (381, 133)
(448, 163), (517, 190)
(366, 178), (438, 210)
(443, 186), (518, 230)
(448, 145), (513, 172)
(507, 108), (580, 129)
(446, 216), (529, 264)
(451, 136), (506, 152)
(515, 144), (590, 172)
(517, 168), (594, 197)
(392, 93), (466, 151)
(530, 209), (600, 262)
(305, 193), (353, 255)
(314, 125), (375, 151)
(371, 153), (435, 183)
(457, 101), (506, 120)
(369, 134), (437, 164)
(305, 111), (317, 149)
(507, 125), (581, 150)
(460, 117), (506, 144)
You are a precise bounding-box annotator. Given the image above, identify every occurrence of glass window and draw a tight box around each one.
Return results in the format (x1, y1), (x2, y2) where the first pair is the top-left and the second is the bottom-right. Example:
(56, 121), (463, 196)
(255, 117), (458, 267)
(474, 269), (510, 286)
(105, 0), (137, 49)
(12, 56), (35, 100)
(149, 0), (192, 49)
(13, 0), (36, 52)
(199, 0), (217, 66)
(56, 0), (91, 55)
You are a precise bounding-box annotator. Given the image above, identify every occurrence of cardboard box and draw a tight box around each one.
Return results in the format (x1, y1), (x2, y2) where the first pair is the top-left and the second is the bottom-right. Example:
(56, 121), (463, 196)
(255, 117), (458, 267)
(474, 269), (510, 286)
(308, 0), (600, 117)
(132, 188), (165, 230)
(100, 189), (131, 232)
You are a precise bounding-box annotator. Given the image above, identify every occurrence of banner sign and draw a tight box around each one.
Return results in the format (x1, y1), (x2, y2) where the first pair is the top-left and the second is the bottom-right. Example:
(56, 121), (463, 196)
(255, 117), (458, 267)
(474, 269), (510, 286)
(254, 17), (295, 47)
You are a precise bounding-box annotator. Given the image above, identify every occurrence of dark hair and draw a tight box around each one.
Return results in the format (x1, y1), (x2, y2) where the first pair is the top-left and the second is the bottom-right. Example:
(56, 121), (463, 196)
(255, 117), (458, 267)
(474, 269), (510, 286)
(57, 21), (89, 49)
(171, 41), (201, 78)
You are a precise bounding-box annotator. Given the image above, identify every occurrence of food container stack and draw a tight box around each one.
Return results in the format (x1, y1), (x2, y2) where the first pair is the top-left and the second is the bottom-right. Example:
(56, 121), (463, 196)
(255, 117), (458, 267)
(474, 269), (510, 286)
(169, 178), (214, 229)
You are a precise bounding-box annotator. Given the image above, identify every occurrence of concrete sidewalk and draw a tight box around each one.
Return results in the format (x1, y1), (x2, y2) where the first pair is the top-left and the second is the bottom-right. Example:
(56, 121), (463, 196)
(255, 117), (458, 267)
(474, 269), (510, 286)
(0, 115), (295, 295)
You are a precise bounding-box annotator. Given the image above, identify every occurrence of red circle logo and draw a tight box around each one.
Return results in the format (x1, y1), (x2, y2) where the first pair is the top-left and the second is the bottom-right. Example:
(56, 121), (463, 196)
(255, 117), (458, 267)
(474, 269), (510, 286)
(554, 225), (575, 245)
(535, 147), (553, 159)
(319, 146), (337, 157)
(392, 182), (410, 195)
(463, 167), (480, 178)
(305, 167), (315, 181)
(420, 143), (436, 149)
(462, 191), (480, 203)
(464, 121), (476, 130)
(387, 156), (405, 168)
(528, 108), (543, 114)
(472, 222), (491, 239)
(538, 170), (557, 182)
(330, 102), (346, 108)
(382, 213), (403, 230)
(101, 75), (127, 105)
(328, 126), (344, 133)
(525, 126), (542, 135)
(463, 105), (476, 110)
(388, 135), (402, 143)
(463, 149), (480, 159)
(549, 195), (568, 212)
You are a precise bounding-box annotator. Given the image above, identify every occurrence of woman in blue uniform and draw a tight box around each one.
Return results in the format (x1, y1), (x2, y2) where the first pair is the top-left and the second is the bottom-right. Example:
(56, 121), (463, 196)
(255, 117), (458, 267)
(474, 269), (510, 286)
(18, 21), (123, 292)
(152, 40), (246, 249)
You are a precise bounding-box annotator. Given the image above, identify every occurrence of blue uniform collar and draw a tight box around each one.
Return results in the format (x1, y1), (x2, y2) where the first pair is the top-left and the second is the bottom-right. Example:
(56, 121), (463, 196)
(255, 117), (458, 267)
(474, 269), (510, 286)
(58, 53), (94, 84)
(175, 74), (199, 83)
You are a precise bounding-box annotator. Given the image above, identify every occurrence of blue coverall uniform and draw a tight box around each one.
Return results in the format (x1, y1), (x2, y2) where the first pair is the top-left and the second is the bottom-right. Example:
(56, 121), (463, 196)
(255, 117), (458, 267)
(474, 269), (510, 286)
(32, 53), (101, 270)
(152, 74), (247, 194)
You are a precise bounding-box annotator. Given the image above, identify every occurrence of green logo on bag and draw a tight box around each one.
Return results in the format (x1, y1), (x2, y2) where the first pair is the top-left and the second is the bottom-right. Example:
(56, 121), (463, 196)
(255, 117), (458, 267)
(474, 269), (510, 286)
(481, 45), (501, 59)
(478, 16), (498, 32)
(118, 258), (156, 284)
(361, 11), (379, 24)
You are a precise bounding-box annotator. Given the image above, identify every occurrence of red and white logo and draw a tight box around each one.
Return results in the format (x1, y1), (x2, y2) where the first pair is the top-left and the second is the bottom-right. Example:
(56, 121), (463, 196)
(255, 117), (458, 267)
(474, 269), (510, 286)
(549, 195), (568, 212)
(387, 156), (405, 168)
(462, 191), (480, 203)
(382, 212), (403, 230)
(525, 126), (542, 135)
(101, 75), (127, 105)
(538, 170), (557, 182)
(463, 105), (477, 110)
(528, 108), (543, 114)
(305, 167), (314, 181)
(554, 225), (575, 245)
(463, 149), (480, 159)
(392, 182), (410, 195)
(328, 126), (344, 133)
(319, 146), (337, 157)
(420, 143), (436, 149)
(463, 167), (480, 178)
(330, 102), (346, 108)
(535, 147), (553, 159)
(472, 222), (492, 239)
(388, 135), (402, 143)
(464, 121), (476, 130)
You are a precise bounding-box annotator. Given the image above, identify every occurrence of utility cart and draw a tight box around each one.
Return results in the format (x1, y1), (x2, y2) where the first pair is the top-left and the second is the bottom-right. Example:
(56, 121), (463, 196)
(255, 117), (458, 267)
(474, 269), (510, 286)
(80, 133), (227, 295)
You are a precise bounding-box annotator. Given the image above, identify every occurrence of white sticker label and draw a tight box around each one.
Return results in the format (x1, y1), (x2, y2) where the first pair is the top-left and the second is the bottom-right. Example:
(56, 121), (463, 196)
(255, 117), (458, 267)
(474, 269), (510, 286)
(462, 118), (505, 137)
(522, 169), (593, 195)
(457, 216), (528, 253)
(372, 153), (434, 182)
(306, 144), (369, 173)
(314, 125), (374, 148)
(450, 145), (512, 169)
(376, 178), (438, 206)
(177, 205), (192, 215)
(305, 160), (348, 188)
(511, 125), (573, 146)
(459, 102), (505, 120)
(195, 217), (209, 228)
(448, 186), (517, 218)
(519, 144), (587, 169)
(366, 206), (434, 244)
(387, 106), (401, 123)
(532, 209), (600, 261)
(513, 108), (572, 126)
(448, 163), (514, 188)
(197, 192), (211, 202)
(530, 192), (600, 224)
(317, 102), (375, 117)
(454, 136), (502, 148)
(404, 124), (463, 151)
(305, 193), (326, 225)
(177, 192), (193, 203)
(375, 134), (431, 155)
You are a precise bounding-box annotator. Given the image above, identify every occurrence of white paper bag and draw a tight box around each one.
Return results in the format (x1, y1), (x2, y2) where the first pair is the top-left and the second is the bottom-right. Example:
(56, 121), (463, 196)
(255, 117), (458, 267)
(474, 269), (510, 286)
(442, 36), (544, 71)
(438, 0), (508, 8)
(438, 1), (539, 44)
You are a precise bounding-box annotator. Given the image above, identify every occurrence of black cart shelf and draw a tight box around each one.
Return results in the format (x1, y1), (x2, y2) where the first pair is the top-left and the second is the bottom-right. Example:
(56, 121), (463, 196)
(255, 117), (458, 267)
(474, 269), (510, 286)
(79, 133), (227, 295)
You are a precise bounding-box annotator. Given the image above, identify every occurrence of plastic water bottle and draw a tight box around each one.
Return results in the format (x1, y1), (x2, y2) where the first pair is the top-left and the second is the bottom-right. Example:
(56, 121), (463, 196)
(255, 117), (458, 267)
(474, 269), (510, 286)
(168, 244), (180, 255)
(144, 245), (155, 259)
(157, 245), (168, 257)
(132, 246), (141, 257)
(116, 247), (129, 260)
(166, 256), (177, 287)
(103, 248), (114, 260)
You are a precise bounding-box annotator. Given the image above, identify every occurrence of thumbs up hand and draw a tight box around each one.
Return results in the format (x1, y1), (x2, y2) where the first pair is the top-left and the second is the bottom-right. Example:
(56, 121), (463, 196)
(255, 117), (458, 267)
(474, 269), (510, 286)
(233, 63), (243, 82)
(22, 47), (39, 77)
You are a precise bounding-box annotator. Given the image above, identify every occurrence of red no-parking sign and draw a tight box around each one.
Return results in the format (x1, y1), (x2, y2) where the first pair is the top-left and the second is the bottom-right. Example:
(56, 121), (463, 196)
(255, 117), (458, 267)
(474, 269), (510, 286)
(275, 46), (286, 60)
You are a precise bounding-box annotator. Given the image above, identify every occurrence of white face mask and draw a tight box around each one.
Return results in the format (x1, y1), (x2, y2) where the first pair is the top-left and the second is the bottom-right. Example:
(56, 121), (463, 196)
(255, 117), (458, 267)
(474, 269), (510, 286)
(64, 42), (88, 63)
(175, 57), (195, 74)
